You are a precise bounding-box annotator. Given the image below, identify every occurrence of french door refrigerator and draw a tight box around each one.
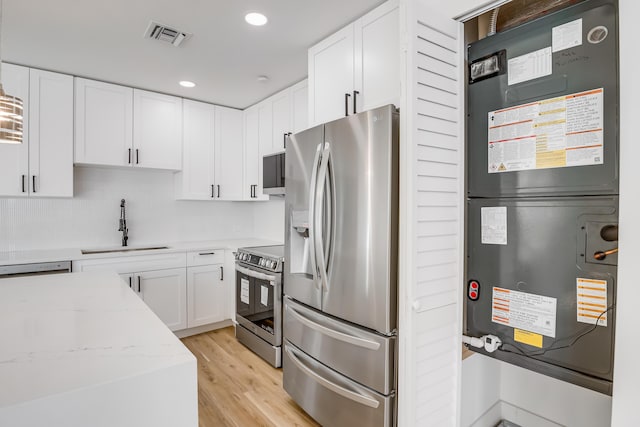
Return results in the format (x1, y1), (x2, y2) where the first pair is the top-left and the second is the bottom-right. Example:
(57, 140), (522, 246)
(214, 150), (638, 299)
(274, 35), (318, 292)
(283, 104), (399, 427)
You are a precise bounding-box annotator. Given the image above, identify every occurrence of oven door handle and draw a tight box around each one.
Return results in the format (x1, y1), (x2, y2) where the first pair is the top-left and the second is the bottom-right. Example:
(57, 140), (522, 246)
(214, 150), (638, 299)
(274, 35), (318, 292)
(235, 264), (277, 282)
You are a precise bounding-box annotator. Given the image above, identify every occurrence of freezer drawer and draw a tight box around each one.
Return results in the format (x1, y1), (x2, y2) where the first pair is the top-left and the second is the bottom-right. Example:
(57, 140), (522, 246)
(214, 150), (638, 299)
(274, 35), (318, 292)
(283, 342), (394, 427)
(284, 296), (395, 395)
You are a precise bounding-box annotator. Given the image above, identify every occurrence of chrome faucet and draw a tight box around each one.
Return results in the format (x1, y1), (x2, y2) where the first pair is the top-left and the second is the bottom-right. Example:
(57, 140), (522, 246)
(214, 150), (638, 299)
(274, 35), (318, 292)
(118, 199), (128, 247)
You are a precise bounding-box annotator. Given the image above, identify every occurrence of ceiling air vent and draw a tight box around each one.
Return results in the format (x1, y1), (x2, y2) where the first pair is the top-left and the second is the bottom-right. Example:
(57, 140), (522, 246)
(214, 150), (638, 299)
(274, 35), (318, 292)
(144, 21), (191, 47)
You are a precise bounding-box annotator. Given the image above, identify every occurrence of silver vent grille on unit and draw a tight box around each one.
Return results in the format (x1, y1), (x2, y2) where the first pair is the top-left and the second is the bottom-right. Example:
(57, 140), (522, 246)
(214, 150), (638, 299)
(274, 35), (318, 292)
(144, 21), (191, 47)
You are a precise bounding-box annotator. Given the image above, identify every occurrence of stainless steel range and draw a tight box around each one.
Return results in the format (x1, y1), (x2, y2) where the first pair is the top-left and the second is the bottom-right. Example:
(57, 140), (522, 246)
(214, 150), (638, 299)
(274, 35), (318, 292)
(234, 245), (284, 367)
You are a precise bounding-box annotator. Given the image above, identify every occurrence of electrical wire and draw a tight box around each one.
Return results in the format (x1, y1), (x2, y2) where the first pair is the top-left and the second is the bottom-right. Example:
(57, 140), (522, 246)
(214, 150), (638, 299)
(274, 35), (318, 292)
(498, 306), (614, 358)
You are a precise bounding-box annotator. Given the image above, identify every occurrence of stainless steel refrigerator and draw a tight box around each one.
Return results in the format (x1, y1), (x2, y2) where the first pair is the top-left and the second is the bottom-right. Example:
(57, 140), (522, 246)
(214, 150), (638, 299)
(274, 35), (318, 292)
(283, 104), (399, 427)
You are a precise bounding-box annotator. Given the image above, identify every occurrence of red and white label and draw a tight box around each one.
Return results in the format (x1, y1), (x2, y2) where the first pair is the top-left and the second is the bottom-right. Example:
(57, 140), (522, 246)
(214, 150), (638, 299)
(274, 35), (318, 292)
(492, 287), (557, 338)
(488, 88), (604, 173)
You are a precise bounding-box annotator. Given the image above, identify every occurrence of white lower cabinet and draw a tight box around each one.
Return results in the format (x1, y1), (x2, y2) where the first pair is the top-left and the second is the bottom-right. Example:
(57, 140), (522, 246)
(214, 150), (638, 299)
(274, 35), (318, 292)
(74, 250), (228, 333)
(187, 264), (225, 328)
(138, 268), (187, 332)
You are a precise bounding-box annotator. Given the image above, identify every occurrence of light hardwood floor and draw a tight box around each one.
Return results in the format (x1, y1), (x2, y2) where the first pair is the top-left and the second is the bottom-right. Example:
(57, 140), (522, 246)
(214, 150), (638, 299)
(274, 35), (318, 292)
(181, 327), (320, 427)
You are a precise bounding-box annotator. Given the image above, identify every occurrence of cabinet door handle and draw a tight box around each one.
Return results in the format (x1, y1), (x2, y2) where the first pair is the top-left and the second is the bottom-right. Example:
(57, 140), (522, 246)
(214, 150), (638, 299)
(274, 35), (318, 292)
(137, 275), (141, 293)
(344, 93), (351, 116)
(21, 175), (26, 193)
(136, 149), (139, 164)
(353, 90), (359, 114)
(211, 184), (215, 198)
(220, 266), (224, 281)
(128, 148), (132, 164)
(128, 276), (132, 288)
(217, 185), (221, 198)
(32, 176), (37, 193)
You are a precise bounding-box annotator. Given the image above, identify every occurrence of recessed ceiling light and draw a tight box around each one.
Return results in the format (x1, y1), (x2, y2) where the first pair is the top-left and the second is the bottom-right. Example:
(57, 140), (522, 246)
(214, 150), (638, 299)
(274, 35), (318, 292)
(179, 81), (196, 88)
(257, 75), (269, 82)
(245, 12), (268, 26)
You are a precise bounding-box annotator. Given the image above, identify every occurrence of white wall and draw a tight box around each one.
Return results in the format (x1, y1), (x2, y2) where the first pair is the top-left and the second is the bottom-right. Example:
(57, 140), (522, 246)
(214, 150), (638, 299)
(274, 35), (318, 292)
(0, 166), (256, 251)
(251, 198), (285, 243)
(461, 355), (501, 427)
(499, 362), (612, 427)
(611, 1), (640, 425)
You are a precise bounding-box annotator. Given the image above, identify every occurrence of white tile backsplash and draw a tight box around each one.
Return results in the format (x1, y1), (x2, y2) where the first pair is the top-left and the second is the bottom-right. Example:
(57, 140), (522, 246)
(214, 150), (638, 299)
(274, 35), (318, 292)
(0, 166), (260, 252)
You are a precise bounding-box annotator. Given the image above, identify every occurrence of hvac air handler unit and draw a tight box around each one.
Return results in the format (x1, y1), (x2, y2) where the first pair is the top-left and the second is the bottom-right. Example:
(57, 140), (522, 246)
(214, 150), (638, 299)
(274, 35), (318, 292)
(465, 0), (618, 394)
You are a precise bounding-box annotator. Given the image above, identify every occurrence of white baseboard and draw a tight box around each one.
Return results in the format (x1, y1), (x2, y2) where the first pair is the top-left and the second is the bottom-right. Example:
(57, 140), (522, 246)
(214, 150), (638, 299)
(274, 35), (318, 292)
(174, 319), (233, 339)
(470, 401), (564, 427)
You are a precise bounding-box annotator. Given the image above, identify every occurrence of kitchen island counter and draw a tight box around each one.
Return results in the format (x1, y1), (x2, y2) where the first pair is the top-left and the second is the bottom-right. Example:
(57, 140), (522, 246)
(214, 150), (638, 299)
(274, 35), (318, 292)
(0, 271), (197, 427)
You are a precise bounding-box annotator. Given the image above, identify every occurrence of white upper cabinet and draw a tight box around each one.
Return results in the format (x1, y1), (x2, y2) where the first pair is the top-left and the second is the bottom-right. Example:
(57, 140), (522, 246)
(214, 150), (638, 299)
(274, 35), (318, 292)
(29, 69), (74, 198)
(176, 100), (216, 200)
(75, 78), (133, 167)
(133, 89), (183, 170)
(214, 106), (244, 201)
(243, 104), (264, 200)
(0, 64), (30, 197)
(309, 25), (356, 126)
(272, 89), (292, 152)
(291, 80), (309, 133)
(355, 0), (400, 113)
(0, 64), (73, 198)
(175, 103), (243, 201)
(75, 81), (182, 171)
(308, 0), (399, 126)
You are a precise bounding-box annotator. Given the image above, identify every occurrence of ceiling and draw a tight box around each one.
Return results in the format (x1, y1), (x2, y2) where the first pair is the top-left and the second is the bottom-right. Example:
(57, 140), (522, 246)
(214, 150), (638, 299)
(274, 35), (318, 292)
(3, 0), (386, 109)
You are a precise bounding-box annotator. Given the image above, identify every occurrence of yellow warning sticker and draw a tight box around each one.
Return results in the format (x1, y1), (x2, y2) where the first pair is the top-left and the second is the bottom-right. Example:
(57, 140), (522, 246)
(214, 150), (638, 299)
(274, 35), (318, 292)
(514, 329), (543, 348)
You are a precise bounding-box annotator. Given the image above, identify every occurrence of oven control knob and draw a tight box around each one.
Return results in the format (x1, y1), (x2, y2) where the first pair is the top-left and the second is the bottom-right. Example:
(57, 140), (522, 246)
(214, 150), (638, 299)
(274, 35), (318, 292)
(259, 259), (265, 267)
(271, 261), (277, 269)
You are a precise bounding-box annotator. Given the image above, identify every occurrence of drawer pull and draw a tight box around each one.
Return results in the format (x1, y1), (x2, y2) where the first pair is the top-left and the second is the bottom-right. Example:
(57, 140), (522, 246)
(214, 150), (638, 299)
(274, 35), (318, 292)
(198, 252), (216, 256)
(288, 305), (380, 351)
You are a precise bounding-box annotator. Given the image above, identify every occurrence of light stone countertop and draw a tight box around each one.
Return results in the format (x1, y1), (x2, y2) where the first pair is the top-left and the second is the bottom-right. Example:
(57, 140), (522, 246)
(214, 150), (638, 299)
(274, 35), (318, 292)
(0, 271), (196, 409)
(0, 238), (282, 267)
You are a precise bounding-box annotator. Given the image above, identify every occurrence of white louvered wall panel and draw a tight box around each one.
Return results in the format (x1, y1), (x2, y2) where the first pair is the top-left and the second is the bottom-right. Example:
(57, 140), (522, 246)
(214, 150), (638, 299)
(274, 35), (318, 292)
(399, 0), (464, 425)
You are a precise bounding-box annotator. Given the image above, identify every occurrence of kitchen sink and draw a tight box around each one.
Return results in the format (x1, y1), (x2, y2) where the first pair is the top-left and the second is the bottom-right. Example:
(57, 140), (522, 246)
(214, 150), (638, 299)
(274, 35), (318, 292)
(81, 246), (169, 255)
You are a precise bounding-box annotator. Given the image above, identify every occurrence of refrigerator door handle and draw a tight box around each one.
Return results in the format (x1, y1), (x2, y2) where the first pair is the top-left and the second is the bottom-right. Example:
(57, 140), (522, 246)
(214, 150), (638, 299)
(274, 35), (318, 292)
(308, 143), (323, 288)
(314, 142), (331, 292)
(288, 305), (381, 350)
(285, 345), (380, 409)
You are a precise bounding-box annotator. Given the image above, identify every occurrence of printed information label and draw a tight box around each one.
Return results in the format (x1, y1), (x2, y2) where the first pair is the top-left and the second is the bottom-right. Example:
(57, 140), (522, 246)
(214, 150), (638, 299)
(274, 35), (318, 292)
(492, 287), (557, 338)
(552, 19), (583, 52)
(576, 278), (608, 326)
(508, 47), (552, 86)
(488, 88), (604, 173)
(240, 278), (250, 305)
(481, 207), (507, 245)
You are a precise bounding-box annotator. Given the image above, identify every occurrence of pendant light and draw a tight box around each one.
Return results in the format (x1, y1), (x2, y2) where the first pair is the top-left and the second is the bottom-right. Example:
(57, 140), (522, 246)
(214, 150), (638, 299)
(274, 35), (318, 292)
(0, 0), (23, 144)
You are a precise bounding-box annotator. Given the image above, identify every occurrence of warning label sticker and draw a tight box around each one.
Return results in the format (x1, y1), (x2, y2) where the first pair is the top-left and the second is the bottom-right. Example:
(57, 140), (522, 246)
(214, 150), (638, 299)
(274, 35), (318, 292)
(492, 287), (557, 338)
(488, 88), (604, 174)
(576, 278), (608, 327)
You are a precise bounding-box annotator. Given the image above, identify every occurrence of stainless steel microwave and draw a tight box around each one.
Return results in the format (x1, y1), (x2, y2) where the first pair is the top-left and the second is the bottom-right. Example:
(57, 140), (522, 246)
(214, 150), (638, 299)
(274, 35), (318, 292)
(262, 152), (285, 195)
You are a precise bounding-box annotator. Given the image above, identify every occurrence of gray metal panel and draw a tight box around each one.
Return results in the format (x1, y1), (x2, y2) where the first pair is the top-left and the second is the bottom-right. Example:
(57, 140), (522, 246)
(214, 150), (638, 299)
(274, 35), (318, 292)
(284, 124), (325, 310)
(466, 196), (617, 394)
(321, 105), (399, 334)
(284, 297), (395, 395)
(283, 342), (394, 427)
(467, 0), (618, 197)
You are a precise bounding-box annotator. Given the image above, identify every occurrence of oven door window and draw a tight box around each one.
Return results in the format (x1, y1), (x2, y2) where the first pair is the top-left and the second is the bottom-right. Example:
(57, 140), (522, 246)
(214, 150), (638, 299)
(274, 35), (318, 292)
(236, 269), (276, 336)
(236, 271), (254, 318)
